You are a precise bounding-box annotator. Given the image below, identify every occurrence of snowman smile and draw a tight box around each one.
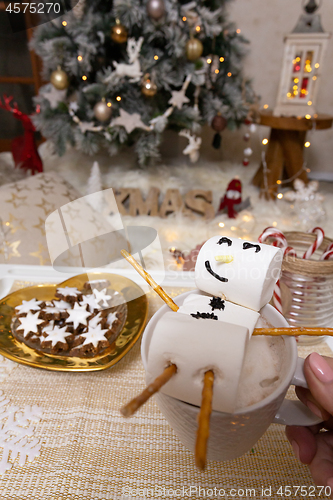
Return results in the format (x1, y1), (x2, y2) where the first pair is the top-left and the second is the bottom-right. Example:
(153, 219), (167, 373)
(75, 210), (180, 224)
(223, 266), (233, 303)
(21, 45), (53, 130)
(204, 260), (228, 282)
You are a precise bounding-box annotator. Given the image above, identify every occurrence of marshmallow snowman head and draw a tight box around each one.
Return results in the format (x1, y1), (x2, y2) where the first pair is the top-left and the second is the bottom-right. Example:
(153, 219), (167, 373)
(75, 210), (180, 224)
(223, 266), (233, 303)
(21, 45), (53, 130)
(195, 236), (283, 311)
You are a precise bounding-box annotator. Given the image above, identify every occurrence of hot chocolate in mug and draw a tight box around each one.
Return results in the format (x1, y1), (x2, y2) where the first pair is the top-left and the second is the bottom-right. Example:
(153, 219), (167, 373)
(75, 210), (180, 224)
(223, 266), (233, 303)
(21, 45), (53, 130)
(141, 290), (323, 462)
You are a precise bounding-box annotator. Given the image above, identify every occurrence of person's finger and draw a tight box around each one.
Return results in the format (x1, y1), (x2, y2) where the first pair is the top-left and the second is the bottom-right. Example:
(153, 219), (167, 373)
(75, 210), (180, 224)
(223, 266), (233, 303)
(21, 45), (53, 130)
(308, 431), (333, 494)
(295, 385), (331, 421)
(303, 354), (333, 416)
(285, 426), (317, 464)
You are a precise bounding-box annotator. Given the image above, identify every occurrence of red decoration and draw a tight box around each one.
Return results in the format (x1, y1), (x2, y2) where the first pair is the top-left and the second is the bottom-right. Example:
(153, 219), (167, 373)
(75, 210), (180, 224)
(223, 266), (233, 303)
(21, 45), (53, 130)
(218, 178), (242, 218)
(0, 95), (43, 175)
(169, 243), (205, 272)
(243, 158), (249, 166)
(243, 117), (252, 125)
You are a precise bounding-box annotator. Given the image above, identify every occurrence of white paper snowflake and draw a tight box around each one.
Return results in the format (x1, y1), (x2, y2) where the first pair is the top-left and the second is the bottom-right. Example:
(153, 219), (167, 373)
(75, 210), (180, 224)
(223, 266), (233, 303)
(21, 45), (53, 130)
(0, 391), (43, 473)
(284, 179), (324, 203)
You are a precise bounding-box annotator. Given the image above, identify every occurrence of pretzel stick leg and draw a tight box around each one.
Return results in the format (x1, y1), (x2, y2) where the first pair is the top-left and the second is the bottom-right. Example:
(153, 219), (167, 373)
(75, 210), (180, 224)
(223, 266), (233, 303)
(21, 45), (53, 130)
(253, 327), (333, 336)
(195, 370), (215, 470)
(121, 249), (179, 312)
(121, 364), (177, 417)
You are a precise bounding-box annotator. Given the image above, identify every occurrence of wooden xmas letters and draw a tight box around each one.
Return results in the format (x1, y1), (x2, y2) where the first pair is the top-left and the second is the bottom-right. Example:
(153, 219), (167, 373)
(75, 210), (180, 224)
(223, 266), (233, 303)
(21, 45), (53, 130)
(114, 187), (214, 219)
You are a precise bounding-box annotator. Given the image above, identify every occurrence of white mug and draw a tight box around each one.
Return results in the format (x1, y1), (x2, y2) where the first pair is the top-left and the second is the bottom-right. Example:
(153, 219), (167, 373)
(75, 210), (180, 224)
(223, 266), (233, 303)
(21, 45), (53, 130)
(141, 291), (323, 462)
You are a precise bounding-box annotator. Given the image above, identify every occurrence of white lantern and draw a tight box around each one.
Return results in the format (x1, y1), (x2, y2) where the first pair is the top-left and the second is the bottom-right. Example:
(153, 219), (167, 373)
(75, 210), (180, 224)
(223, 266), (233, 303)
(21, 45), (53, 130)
(274, 0), (330, 117)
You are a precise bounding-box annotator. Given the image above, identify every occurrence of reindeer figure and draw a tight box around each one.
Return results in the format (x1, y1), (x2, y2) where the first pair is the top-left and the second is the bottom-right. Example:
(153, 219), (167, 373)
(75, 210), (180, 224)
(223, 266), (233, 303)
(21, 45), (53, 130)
(179, 129), (202, 163)
(0, 95), (43, 174)
(112, 37), (144, 83)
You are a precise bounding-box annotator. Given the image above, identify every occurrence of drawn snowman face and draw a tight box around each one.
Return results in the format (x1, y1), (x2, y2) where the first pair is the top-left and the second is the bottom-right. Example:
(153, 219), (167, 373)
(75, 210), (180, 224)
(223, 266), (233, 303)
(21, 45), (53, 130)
(195, 236), (283, 312)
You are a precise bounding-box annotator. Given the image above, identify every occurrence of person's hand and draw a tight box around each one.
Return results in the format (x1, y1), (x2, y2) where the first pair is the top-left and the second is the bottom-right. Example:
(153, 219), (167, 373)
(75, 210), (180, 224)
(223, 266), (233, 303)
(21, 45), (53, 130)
(286, 353), (333, 494)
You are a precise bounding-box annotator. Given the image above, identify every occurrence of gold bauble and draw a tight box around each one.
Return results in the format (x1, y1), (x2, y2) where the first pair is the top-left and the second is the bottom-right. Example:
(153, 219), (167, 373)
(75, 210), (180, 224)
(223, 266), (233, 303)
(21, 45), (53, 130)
(111, 19), (128, 44)
(141, 75), (157, 97)
(93, 100), (112, 122)
(185, 38), (203, 61)
(50, 66), (69, 90)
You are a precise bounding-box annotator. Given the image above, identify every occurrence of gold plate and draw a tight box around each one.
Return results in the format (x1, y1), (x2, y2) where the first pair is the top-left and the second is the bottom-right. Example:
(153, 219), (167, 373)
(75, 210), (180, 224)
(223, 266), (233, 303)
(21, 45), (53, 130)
(0, 272), (148, 372)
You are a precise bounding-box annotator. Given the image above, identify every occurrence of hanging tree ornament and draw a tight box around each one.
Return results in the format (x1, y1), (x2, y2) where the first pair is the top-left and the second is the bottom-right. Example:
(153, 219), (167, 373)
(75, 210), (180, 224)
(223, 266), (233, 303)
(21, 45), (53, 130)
(111, 18), (128, 44)
(186, 37), (203, 61)
(93, 98), (112, 122)
(50, 66), (69, 90)
(141, 74), (157, 97)
(211, 113), (227, 149)
(146, 0), (165, 20)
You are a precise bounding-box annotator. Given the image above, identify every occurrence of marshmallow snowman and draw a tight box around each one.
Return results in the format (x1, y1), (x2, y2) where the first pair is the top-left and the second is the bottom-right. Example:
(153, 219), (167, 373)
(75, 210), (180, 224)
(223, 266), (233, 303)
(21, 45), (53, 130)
(145, 235), (283, 413)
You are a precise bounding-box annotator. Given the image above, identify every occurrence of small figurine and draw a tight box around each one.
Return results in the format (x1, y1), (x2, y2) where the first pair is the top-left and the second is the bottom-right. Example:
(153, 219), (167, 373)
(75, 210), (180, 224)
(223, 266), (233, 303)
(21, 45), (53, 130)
(217, 178), (242, 218)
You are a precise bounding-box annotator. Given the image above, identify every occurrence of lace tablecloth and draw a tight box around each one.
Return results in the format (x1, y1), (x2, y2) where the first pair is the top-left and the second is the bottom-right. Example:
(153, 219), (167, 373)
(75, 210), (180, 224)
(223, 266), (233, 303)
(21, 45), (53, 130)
(0, 284), (332, 500)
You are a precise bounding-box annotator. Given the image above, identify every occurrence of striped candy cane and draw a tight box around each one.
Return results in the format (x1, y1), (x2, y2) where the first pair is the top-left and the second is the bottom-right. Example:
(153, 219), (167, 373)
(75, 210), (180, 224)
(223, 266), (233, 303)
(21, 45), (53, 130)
(258, 227), (288, 248)
(321, 242), (333, 261)
(303, 227), (325, 259)
(258, 228), (297, 315)
(273, 246), (297, 315)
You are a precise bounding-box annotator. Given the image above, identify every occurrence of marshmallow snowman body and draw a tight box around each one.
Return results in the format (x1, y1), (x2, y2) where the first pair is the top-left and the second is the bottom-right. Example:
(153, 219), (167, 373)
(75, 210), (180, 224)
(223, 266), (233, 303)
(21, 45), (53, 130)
(195, 236), (283, 311)
(146, 312), (250, 413)
(178, 293), (260, 333)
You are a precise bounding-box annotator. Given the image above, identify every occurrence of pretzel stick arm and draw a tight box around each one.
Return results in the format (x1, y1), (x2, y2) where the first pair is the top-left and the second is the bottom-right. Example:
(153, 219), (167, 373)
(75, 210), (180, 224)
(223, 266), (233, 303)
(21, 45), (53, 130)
(195, 370), (214, 470)
(121, 363), (177, 417)
(121, 249), (179, 312)
(253, 327), (333, 336)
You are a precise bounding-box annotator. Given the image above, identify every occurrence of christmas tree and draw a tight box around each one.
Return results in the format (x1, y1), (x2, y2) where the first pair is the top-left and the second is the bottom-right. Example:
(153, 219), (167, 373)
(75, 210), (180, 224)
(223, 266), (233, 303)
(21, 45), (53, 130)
(31, 0), (255, 165)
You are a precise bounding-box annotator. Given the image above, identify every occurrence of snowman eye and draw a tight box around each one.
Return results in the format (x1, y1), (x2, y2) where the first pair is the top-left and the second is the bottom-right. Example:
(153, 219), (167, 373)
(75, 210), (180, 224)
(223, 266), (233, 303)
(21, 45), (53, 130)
(217, 237), (232, 246)
(243, 242), (261, 253)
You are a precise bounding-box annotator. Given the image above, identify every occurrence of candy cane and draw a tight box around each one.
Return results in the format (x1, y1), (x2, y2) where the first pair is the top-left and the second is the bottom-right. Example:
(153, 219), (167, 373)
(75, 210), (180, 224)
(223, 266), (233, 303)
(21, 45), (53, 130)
(273, 246), (297, 314)
(303, 227), (325, 259)
(258, 227), (288, 248)
(320, 242), (333, 261)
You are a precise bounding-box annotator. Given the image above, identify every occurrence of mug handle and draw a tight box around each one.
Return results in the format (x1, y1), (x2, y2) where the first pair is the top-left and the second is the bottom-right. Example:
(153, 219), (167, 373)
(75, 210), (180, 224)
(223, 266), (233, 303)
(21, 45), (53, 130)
(273, 357), (323, 426)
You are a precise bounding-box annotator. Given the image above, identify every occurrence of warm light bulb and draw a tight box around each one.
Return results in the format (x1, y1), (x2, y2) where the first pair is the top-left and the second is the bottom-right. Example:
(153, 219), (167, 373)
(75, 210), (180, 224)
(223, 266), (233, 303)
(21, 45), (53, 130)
(182, 16), (187, 21)
(277, 193), (283, 199)
(296, 57), (301, 62)
(312, 76), (317, 81)
(218, 222), (225, 228)
(107, 102), (112, 108)
(307, 101), (312, 105)
(62, 21), (67, 26)
(154, 55), (158, 60)
(263, 104), (269, 109)
(294, 78), (299, 83)
(315, 63), (320, 69)
(82, 75), (87, 80)
(215, 69), (219, 74)
(116, 96), (121, 101)
(236, 29), (241, 34)
(220, 57), (224, 62)
(304, 141), (310, 148)
(77, 55), (83, 61)
(262, 138), (268, 145)
(227, 72), (232, 77)
(195, 25), (200, 32)
(231, 226), (237, 231)
(305, 114), (311, 119)
(272, 221), (277, 227)
(276, 180), (282, 185)
(207, 58), (212, 64)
